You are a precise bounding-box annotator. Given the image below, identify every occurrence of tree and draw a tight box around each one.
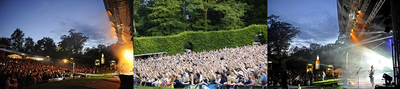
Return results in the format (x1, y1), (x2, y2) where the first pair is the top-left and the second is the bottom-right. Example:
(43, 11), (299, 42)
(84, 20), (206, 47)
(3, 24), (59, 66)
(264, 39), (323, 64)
(134, 0), (252, 37)
(24, 37), (35, 53)
(10, 28), (25, 52)
(186, 0), (248, 31)
(242, 0), (267, 26)
(0, 37), (11, 49)
(216, 0), (248, 30)
(267, 14), (300, 67)
(34, 37), (56, 54)
(134, 0), (156, 37)
(147, 0), (188, 36)
(58, 29), (89, 55)
(97, 44), (107, 53)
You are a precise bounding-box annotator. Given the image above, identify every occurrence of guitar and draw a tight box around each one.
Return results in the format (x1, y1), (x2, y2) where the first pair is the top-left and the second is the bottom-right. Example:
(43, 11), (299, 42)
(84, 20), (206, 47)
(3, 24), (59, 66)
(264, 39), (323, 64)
(369, 69), (374, 78)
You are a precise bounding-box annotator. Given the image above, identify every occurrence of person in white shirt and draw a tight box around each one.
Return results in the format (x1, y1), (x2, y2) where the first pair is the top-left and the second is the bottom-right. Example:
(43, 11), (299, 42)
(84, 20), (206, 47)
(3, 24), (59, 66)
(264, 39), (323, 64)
(322, 71), (326, 81)
(369, 65), (375, 87)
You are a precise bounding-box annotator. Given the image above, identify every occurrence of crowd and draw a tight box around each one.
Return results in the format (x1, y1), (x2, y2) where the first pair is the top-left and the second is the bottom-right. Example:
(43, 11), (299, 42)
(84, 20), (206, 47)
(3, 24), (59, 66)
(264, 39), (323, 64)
(0, 57), (97, 89)
(133, 44), (268, 88)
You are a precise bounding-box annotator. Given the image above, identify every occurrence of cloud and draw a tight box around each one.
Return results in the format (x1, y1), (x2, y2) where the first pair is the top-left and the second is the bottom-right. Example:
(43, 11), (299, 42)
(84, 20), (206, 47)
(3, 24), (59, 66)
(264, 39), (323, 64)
(269, 0), (340, 47)
(282, 11), (340, 47)
(53, 18), (116, 48)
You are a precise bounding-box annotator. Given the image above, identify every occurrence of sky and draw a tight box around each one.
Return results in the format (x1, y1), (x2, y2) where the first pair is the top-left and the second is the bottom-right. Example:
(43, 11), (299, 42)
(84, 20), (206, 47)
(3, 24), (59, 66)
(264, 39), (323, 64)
(0, 0), (117, 48)
(268, 0), (340, 47)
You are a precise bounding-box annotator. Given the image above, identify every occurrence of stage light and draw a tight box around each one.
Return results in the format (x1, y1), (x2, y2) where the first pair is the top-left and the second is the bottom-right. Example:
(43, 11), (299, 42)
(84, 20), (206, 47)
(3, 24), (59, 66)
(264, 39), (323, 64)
(63, 59), (68, 63)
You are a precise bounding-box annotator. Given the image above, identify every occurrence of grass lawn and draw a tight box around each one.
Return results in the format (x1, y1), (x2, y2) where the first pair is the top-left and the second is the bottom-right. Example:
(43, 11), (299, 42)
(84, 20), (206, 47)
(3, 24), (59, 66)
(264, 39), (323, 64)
(26, 70), (116, 89)
(312, 78), (340, 86)
(311, 78), (344, 89)
(25, 78), (98, 89)
(320, 86), (344, 89)
(96, 70), (116, 74)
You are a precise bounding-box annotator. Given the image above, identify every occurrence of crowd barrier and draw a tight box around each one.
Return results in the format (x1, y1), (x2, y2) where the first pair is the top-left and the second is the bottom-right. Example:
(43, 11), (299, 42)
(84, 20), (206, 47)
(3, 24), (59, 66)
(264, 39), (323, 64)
(135, 83), (268, 89)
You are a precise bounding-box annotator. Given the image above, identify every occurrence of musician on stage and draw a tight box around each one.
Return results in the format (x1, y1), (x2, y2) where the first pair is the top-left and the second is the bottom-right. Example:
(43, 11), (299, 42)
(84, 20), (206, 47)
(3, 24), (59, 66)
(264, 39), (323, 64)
(369, 65), (375, 87)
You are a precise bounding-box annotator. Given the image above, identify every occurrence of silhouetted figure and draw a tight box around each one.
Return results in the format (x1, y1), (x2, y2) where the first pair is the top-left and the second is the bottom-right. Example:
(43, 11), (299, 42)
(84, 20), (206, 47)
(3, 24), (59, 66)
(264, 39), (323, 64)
(281, 71), (291, 89)
(382, 73), (392, 85)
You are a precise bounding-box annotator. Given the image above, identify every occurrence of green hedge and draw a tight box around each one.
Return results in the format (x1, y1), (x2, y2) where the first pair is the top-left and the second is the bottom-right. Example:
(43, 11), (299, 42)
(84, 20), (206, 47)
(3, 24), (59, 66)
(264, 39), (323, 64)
(134, 25), (267, 55)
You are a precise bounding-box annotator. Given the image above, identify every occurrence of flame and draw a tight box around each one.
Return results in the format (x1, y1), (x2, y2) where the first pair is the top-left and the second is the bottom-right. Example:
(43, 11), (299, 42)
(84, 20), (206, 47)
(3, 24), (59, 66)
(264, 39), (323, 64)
(118, 49), (133, 75)
(124, 50), (133, 61)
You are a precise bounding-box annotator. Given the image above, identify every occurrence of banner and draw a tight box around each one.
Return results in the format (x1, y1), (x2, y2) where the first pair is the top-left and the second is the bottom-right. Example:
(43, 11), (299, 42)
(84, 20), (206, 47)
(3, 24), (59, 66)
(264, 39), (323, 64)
(203, 84), (216, 89)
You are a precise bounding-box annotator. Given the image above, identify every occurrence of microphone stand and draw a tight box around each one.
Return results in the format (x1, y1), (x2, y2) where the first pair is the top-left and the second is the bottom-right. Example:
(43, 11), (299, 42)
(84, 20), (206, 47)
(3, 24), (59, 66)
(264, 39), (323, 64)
(355, 67), (362, 89)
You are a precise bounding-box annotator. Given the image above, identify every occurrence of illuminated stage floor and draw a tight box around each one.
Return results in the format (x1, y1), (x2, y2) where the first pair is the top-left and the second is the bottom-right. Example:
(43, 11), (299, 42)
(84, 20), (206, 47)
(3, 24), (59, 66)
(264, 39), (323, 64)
(342, 78), (385, 89)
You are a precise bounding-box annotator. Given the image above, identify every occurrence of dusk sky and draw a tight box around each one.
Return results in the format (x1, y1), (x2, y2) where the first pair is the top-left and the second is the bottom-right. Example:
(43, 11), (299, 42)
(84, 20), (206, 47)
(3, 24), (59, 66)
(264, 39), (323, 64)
(268, 0), (340, 47)
(0, 0), (117, 48)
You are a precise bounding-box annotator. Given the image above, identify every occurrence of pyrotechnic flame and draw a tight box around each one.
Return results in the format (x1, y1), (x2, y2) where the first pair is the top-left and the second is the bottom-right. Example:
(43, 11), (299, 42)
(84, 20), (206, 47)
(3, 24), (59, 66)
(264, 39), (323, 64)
(118, 49), (134, 75)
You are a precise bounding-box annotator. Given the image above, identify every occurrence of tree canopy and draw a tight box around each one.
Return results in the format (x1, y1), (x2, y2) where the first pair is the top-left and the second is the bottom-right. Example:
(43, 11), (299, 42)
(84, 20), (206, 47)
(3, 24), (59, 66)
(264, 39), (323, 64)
(267, 14), (300, 67)
(24, 37), (35, 53)
(58, 29), (89, 55)
(133, 0), (266, 37)
(34, 37), (57, 55)
(10, 28), (25, 52)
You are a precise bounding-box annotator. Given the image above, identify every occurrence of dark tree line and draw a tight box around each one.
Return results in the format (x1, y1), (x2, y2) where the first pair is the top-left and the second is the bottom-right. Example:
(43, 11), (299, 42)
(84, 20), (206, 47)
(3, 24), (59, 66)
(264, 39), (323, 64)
(0, 28), (117, 65)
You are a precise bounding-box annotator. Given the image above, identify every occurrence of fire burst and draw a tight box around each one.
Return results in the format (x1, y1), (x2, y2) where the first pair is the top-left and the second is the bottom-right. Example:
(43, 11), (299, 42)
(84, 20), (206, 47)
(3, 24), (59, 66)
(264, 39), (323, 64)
(120, 50), (134, 74)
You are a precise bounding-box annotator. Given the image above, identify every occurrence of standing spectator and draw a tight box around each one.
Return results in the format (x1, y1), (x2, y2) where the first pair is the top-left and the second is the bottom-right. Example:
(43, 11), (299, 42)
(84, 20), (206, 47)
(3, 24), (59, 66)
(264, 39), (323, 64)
(259, 70), (268, 86)
(11, 76), (18, 89)
(281, 71), (291, 89)
(174, 75), (185, 88)
(5, 77), (12, 89)
(32, 75), (36, 85)
(236, 71), (245, 85)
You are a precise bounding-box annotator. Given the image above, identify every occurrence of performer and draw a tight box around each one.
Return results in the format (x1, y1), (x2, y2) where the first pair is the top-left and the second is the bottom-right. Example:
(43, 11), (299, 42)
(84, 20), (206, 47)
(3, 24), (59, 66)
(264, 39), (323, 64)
(369, 65), (375, 87)
(322, 71), (326, 81)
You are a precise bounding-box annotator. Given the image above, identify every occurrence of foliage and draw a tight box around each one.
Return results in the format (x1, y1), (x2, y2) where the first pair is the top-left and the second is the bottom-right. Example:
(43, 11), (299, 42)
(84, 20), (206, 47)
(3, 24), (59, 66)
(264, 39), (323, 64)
(10, 28), (25, 52)
(24, 37), (35, 53)
(146, 0), (187, 36)
(134, 25), (267, 55)
(0, 37), (11, 49)
(267, 14), (301, 67)
(134, 0), (265, 37)
(82, 44), (116, 65)
(242, 0), (267, 26)
(289, 42), (348, 70)
(34, 37), (57, 55)
(216, 0), (248, 30)
(58, 29), (89, 55)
